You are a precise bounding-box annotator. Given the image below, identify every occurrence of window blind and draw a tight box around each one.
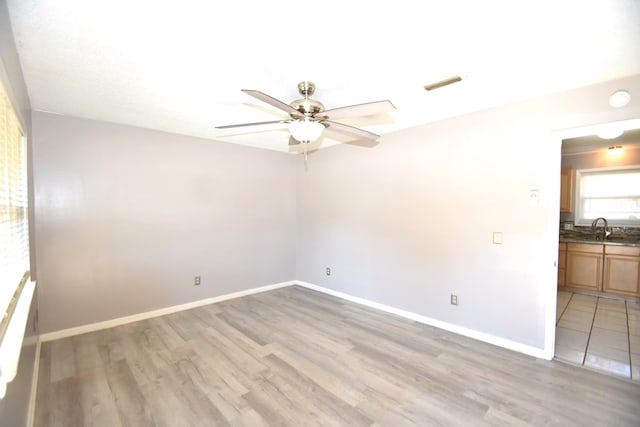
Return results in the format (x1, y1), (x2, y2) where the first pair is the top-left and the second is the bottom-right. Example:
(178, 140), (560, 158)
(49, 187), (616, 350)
(0, 79), (29, 319)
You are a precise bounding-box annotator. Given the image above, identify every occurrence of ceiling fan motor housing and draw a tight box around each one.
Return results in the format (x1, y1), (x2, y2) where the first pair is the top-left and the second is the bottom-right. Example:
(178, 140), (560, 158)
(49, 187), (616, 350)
(290, 98), (325, 116)
(289, 81), (324, 117)
(289, 81), (325, 118)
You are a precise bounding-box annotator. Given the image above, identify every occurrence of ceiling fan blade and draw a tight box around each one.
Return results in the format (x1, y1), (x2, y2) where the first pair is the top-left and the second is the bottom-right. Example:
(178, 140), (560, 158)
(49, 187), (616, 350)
(241, 89), (302, 116)
(323, 120), (380, 141)
(288, 135), (301, 146)
(215, 119), (288, 129)
(320, 100), (395, 120)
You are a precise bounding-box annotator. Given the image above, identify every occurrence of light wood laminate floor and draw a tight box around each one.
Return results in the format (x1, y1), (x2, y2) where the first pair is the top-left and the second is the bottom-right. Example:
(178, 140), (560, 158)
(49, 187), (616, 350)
(36, 286), (640, 426)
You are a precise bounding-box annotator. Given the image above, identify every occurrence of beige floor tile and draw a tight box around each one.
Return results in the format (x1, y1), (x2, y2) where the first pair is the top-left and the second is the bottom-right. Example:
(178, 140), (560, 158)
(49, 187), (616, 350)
(627, 306), (640, 319)
(555, 327), (589, 350)
(586, 344), (629, 362)
(597, 298), (626, 311)
(557, 291), (571, 302)
(561, 308), (596, 322)
(588, 327), (629, 351)
(557, 319), (591, 333)
(584, 354), (631, 377)
(556, 291), (635, 380)
(554, 346), (585, 365)
(631, 353), (640, 381)
(556, 292), (571, 311)
(567, 296), (598, 312)
(594, 307), (627, 318)
(556, 300), (570, 323)
(593, 315), (628, 331)
(631, 364), (640, 381)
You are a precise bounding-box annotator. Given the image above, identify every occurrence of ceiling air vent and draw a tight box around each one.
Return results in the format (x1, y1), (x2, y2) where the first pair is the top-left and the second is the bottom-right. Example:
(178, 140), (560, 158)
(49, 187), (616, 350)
(424, 75), (462, 91)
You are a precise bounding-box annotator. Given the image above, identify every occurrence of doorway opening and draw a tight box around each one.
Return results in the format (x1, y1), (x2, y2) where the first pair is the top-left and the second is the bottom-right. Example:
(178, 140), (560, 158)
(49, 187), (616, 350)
(554, 120), (640, 380)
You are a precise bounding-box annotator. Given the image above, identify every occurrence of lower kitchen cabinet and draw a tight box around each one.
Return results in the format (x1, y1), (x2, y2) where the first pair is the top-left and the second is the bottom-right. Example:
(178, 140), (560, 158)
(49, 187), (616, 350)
(558, 243), (567, 287)
(603, 245), (640, 296)
(565, 243), (603, 291)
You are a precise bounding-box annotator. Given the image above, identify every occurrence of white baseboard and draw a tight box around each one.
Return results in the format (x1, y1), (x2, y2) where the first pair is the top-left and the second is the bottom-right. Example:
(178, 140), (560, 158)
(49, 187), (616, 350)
(295, 281), (551, 360)
(38, 279), (551, 360)
(40, 281), (295, 342)
(27, 337), (41, 427)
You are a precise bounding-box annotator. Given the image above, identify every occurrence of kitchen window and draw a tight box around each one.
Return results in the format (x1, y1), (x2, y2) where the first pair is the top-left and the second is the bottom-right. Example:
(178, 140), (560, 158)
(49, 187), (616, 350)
(575, 167), (640, 227)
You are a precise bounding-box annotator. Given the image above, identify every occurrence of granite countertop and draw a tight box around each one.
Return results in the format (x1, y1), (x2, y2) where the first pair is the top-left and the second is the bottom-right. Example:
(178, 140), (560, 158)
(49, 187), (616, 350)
(559, 227), (640, 247)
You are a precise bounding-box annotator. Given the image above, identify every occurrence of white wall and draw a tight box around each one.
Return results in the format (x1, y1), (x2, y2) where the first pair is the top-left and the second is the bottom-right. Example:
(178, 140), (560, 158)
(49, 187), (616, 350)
(29, 74), (640, 356)
(32, 112), (297, 333)
(296, 75), (640, 356)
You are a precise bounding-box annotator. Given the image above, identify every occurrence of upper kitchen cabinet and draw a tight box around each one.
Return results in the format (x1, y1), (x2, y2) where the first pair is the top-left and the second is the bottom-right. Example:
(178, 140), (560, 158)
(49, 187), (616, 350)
(560, 169), (573, 213)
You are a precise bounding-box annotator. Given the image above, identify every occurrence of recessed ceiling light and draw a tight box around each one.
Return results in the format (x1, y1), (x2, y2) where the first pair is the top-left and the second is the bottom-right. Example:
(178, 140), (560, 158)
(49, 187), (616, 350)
(597, 128), (624, 139)
(609, 90), (631, 108)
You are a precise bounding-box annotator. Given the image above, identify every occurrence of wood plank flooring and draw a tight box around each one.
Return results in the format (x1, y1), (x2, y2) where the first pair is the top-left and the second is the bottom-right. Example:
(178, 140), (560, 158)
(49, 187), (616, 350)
(35, 286), (640, 426)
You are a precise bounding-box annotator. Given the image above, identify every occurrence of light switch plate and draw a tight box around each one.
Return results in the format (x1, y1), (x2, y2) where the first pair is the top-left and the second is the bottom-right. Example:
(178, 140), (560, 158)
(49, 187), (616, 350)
(492, 232), (503, 244)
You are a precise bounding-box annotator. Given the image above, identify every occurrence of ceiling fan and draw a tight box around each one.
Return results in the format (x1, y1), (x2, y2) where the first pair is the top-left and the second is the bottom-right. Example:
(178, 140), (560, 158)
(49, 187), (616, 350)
(216, 81), (395, 151)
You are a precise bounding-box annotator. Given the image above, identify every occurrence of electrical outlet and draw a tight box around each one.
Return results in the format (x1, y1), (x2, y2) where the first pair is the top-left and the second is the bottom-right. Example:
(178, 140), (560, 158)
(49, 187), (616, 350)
(194, 276), (201, 286)
(450, 294), (458, 306)
(326, 267), (331, 276)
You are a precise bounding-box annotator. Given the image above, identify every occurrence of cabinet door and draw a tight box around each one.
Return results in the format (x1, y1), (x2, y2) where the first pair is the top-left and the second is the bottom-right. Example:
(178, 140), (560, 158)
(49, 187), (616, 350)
(558, 245), (567, 287)
(566, 251), (602, 290)
(604, 255), (640, 296)
(560, 169), (573, 213)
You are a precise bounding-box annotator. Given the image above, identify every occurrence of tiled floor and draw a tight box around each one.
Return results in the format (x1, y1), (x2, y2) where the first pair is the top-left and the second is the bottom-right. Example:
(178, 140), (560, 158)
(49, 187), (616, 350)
(555, 290), (640, 380)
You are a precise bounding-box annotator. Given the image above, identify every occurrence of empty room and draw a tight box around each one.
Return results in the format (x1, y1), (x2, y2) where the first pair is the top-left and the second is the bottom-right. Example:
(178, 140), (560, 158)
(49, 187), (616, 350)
(1, 1), (640, 426)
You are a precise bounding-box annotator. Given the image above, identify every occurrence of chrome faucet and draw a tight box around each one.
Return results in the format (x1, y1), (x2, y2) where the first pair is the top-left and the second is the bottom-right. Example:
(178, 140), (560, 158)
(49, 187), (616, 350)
(591, 217), (611, 240)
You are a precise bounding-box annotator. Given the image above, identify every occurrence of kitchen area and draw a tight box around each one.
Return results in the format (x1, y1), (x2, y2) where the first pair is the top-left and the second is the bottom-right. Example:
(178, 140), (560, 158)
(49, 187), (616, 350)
(556, 127), (640, 380)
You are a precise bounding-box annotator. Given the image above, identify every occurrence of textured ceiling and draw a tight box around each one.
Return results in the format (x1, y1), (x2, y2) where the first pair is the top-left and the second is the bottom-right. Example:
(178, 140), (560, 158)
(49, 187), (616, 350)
(6, 0), (640, 152)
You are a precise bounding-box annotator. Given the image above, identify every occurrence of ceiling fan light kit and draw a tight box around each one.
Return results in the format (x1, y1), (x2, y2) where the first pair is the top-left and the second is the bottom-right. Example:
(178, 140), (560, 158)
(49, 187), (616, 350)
(289, 120), (325, 143)
(216, 81), (396, 155)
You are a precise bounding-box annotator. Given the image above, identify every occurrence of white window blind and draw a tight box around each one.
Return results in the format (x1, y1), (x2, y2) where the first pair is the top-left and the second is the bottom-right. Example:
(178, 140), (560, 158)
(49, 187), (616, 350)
(575, 167), (640, 226)
(0, 79), (29, 318)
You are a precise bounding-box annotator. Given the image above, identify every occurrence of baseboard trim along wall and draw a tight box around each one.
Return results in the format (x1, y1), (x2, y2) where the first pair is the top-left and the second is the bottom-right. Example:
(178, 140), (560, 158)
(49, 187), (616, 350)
(295, 281), (551, 360)
(27, 338), (41, 427)
(40, 281), (295, 342)
(39, 279), (550, 360)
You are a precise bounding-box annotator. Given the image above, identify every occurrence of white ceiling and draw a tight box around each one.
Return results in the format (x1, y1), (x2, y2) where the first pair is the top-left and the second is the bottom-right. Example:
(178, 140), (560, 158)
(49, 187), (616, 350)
(6, 0), (640, 153)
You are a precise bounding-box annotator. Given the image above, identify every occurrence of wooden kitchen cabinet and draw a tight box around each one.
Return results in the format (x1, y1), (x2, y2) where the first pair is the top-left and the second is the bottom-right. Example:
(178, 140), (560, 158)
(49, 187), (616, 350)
(558, 242), (567, 287)
(603, 245), (640, 296)
(566, 243), (603, 291)
(560, 169), (573, 213)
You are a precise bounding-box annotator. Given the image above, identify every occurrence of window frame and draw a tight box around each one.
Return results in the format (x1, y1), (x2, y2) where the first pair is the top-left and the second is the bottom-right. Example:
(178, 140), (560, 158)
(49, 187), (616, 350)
(574, 166), (640, 227)
(0, 79), (29, 318)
